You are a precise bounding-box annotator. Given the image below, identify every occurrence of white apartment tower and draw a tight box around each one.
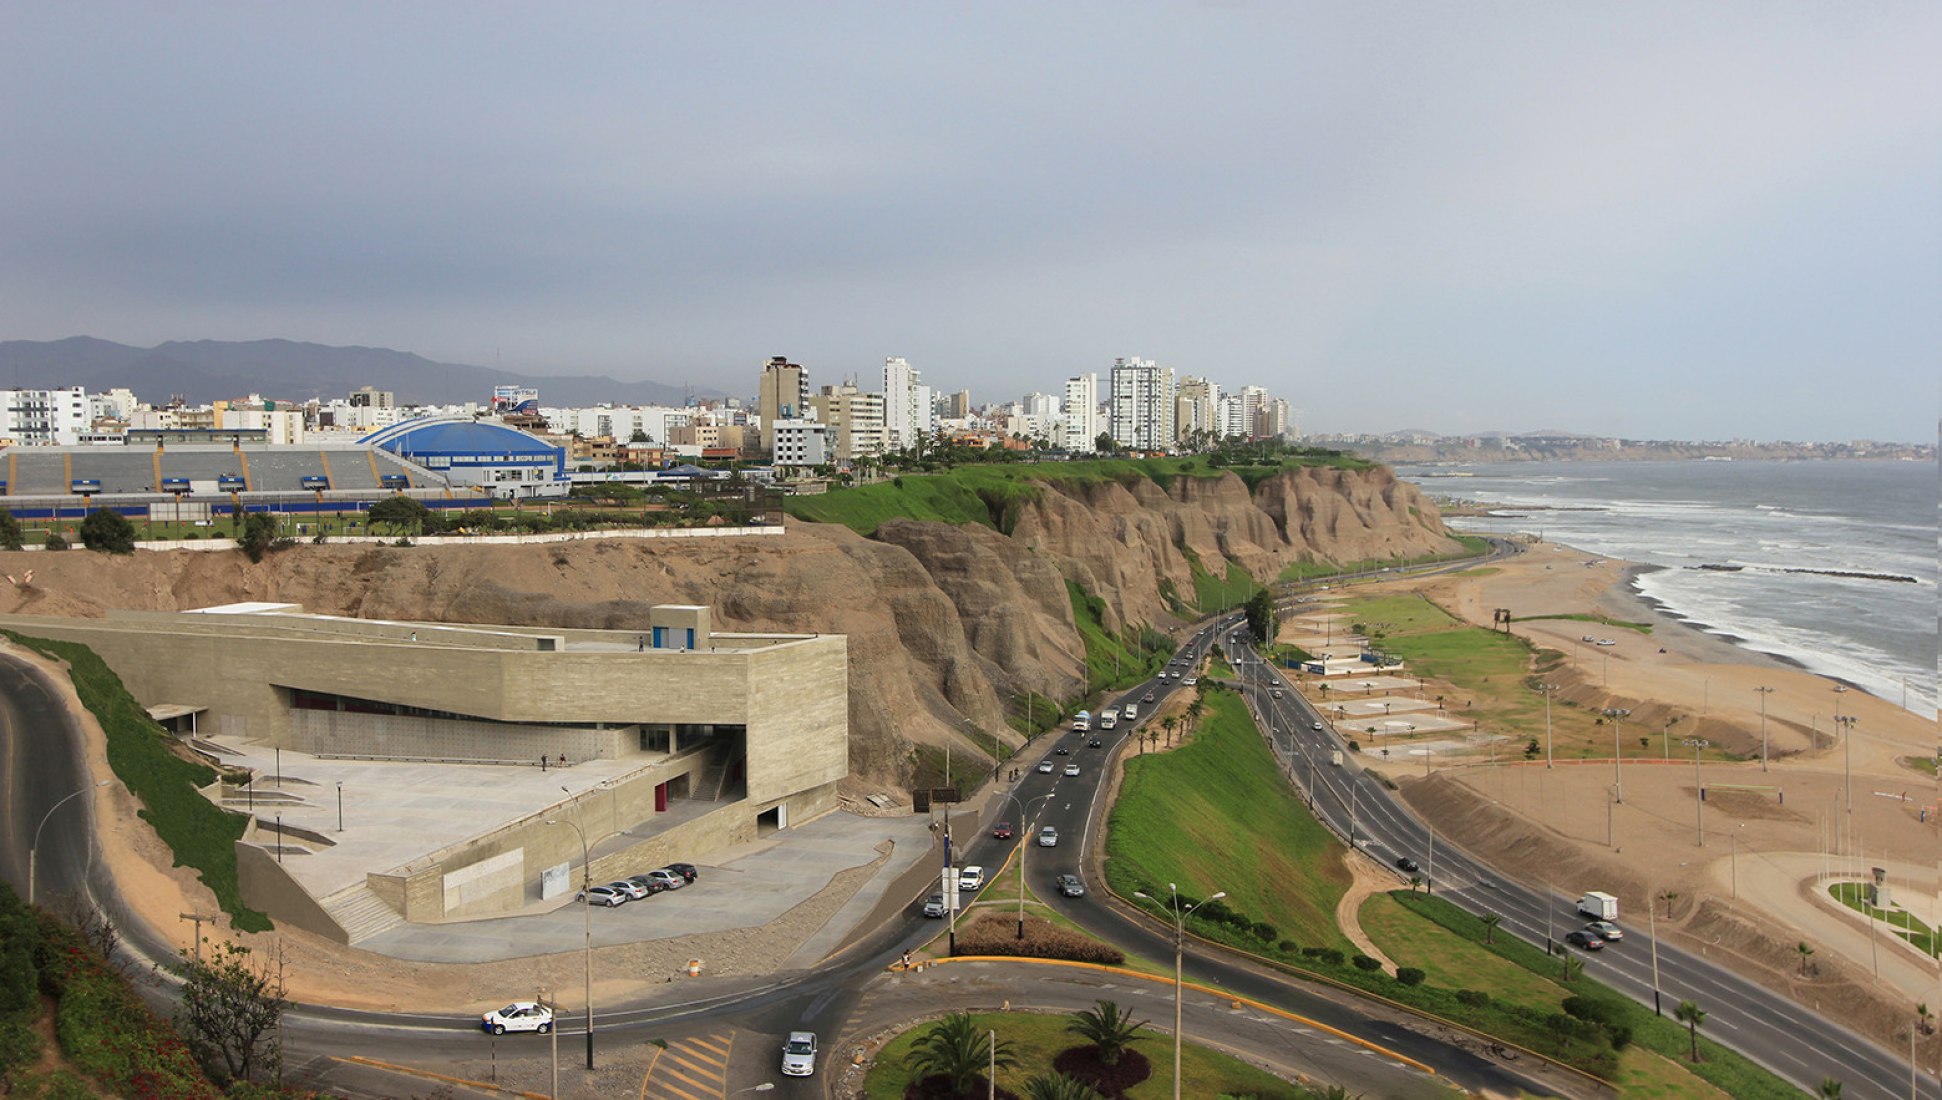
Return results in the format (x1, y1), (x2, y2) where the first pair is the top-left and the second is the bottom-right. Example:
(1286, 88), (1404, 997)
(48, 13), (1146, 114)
(0, 387), (91, 446)
(881, 357), (933, 452)
(1220, 385), (1270, 440)
(1108, 358), (1174, 452)
(1062, 373), (1101, 453)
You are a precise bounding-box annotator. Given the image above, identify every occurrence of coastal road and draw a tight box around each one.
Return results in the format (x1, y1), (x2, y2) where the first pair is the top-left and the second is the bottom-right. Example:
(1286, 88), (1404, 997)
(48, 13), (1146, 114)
(1229, 635), (1940, 1100)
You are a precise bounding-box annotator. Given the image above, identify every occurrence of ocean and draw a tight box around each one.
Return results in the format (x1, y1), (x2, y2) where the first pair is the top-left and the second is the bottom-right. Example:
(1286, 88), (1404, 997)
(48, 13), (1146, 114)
(1397, 459), (1938, 718)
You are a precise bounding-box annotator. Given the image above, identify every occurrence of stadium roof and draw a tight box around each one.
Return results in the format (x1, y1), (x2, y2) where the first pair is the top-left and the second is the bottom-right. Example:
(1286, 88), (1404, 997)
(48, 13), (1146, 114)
(360, 417), (559, 457)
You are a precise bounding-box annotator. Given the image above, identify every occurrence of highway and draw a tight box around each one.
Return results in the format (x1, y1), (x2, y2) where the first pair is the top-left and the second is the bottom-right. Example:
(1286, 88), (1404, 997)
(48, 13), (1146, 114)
(1225, 629), (1938, 1099)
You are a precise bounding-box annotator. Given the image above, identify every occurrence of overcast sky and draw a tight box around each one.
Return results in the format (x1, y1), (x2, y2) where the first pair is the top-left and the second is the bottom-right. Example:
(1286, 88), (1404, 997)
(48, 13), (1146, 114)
(2, 3), (1936, 441)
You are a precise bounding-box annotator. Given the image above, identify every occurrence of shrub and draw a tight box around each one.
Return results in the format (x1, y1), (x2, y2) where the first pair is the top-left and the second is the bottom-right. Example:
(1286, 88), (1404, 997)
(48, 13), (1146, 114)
(0, 1017), (42, 1078)
(1249, 920), (1277, 942)
(1277, 940), (1301, 954)
(1455, 989), (1491, 1008)
(1301, 946), (1344, 966)
(954, 914), (1124, 965)
(1351, 954), (1383, 971)
(78, 509), (136, 554)
(42, 532), (68, 551)
(1395, 967), (1426, 986)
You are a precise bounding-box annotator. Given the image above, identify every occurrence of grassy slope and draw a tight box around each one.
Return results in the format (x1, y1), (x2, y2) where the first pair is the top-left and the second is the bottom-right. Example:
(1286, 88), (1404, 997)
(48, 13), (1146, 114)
(4, 632), (270, 931)
(1105, 690), (1351, 951)
(863, 1010), (1307, 1100)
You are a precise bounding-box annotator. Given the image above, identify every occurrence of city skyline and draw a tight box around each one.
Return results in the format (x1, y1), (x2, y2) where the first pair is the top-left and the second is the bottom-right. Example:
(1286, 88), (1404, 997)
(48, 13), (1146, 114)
(2, 4), (1936, 443)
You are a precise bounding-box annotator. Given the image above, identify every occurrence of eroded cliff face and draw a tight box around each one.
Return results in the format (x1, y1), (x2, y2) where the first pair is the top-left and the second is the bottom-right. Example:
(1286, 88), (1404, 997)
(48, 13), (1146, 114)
(0, 467), (1457, 787)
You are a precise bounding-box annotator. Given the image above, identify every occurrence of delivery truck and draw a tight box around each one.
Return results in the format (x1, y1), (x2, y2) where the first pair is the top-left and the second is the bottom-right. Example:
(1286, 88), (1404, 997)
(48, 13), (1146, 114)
(1577, 891), (1619, 921)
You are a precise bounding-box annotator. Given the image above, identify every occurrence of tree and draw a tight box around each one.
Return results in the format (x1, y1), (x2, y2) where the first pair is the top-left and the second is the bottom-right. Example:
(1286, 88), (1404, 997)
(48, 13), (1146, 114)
(1818, 1077), (1843, 1098)
(42, 530), (67, 551)
(1675, 999), (1707, 1062)
(1244, 587), (1276, 642)
(1481, 913), (1501, 944)
(1094, 432), (1117, 454)
(1023, 1072), (1103, 1100)
(1919, 1002), (1934, 1035)
(0, 508), (22, 551)
(1560, 952), (1583, 985)
(902, 1011), (1015, 1095)
(1064, 999), (1147, 1066)
(368, 495), (430, 533)
(176, 939), (286, 1086)
(1161, 716), (1178, 747)
(1796, 941), (1815, 976)
(79, 508), (136, 553)
(238, 512), (283, 563)
(1660, 890), (1679, 918)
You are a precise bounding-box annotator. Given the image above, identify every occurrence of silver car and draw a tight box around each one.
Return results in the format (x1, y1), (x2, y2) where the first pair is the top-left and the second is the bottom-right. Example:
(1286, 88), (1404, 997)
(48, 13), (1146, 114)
(781, 1030), (817, 1076)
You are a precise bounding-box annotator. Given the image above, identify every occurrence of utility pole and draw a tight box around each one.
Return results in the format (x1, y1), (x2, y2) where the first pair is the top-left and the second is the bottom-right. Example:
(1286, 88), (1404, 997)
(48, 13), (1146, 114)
(1754, 685), (1774, 771)
(180, 912), (217, 963)
(1539, 684), (1558, 768)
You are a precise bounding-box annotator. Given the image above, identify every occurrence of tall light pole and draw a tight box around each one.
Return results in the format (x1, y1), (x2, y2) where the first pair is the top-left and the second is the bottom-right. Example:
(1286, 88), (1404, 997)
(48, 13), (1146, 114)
(1754, 686), (1774, 772)
(336, 780), (344, 832)
(29, 780), (110, 906)
(1135, 884), (1225, 1100)
(1684, 738), (1709, 847)
(1604, 708), (1630, 803)
(997, 790), (1053, 940)
(1538, 683), (1558, 768)
(545, 810), (597, 1069)
(1833, 715), (1857, 815)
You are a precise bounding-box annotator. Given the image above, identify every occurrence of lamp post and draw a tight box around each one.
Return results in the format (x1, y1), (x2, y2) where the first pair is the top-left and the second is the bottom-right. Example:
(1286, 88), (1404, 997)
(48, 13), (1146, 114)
(29, 780), (110, 906)
(1684, 738), (1709, 847)
(997, 790), (1054, 940)
(1833, 714), (1857, 815)
(545, 813), (597, 1069)
(336, 781), (344, 832)
(1538, 683), (1558, 768)
(1134, 884), (1225, 1100)
(1603, 708), (1630, 803)
(1754, 686), (1774, 771)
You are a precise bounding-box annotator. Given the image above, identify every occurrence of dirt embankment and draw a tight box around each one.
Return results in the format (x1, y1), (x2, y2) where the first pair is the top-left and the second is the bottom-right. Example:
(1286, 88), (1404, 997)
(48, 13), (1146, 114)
(0, 466), (1458, 788)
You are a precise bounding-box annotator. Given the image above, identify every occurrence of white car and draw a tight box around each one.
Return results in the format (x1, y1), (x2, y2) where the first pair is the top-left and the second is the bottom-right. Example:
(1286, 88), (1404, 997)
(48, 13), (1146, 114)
(1183, 677), (1198, 686)
(1063, 764), (1081, 777)
(958, 865), (985, 891)
(481, 1001), (554, 1035)
(1038, 826), (1058, 847)
(781, 1030), (818, 1076)
(1037, 760), (1056, 774)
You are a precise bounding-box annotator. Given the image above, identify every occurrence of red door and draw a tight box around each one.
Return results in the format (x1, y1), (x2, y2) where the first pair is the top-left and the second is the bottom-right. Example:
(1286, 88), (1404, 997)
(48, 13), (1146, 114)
(654, 782), (668, 813)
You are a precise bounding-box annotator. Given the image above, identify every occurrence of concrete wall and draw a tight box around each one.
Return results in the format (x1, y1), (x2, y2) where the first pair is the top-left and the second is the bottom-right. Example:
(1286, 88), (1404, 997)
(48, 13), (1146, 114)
(235, 834), (349, 944)
(288, 708), (628, 762)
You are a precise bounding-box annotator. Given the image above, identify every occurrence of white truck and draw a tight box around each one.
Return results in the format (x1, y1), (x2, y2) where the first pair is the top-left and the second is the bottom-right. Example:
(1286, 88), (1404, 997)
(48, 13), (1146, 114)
(1100, 707), (1120, 722)
(1577, 891), (1619, 921)
(1071, 711), (1092, 732)
(1122, 704), (1138, 720)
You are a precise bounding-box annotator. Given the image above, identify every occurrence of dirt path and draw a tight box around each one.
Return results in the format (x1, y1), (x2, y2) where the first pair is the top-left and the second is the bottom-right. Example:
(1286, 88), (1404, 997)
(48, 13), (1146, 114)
(1336, 853), (1400, 974)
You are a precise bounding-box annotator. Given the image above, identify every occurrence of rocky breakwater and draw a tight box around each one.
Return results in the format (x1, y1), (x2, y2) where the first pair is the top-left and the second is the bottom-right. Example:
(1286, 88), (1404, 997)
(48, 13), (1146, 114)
(0, 465), (1458, 790)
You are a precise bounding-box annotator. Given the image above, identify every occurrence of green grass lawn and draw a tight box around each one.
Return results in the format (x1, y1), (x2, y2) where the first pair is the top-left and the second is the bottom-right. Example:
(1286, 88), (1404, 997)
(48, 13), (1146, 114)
(1903, 756), (1938, 777)
(1106, 689), (1351, 952)
(1513, 612), (1655, 635)
(862, 1010), (1309, 1099)
(1830, 882), (1939, 955)
(1346, 593), (1458, 634)
(1358, 892), (1566, 1012)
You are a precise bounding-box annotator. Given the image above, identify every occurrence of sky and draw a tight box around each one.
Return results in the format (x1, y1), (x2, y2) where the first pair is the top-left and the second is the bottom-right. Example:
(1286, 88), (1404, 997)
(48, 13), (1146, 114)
(2, 2), (1937, 442)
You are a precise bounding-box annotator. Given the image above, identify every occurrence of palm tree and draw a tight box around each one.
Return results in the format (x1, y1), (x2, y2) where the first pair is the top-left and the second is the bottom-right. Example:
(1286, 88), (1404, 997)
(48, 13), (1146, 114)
(1481, 913), (1501, 945)
(1676, 999), (1707, 1062)
(1023, 1072), (1103, 1100)
(1064, 1000), (1148, 1066)
(1660, 890), (1679, 918)
(1919, 1002), (1934, 1035)
(1560, 952), (1583, 985)
(1162, 716), (1178, 747)
(903, 1011), (1016, 1094)
(1817, 1077), (1842, 1098)
(1796, 941), (1815, 976)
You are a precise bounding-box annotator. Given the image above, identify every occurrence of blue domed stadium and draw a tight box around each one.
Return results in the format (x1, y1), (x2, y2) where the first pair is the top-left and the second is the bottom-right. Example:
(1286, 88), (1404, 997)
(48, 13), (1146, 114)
(360, 417), (566, 498)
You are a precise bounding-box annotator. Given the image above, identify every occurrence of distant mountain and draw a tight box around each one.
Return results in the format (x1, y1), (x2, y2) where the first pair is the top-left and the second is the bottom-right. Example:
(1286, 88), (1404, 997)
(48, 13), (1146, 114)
(0, 337), (714, 407)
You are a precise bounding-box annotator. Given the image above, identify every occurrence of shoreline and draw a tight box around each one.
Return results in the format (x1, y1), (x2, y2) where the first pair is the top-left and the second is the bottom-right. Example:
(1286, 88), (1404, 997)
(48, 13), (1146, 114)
(1590, 560), (1798, 674)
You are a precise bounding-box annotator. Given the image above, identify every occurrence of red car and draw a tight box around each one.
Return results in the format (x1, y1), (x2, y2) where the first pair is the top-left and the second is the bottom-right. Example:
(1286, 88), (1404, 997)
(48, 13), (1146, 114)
(992, 821), (1013, 839)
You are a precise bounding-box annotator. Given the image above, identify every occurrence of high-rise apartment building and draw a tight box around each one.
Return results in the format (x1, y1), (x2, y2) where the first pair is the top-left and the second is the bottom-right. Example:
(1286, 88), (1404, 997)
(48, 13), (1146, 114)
(1220, 385), (1270, 440)
(808, 381), (887, 463)
(1062, 373), (1101, 453)
(1108, 358), (1174, 451)
(881, 357), (933, 452)
(0, 387), (91, 446)
(942, 389), (972, 420)
(756, 356), (808, 456)
(1175, 376), (1220, 446)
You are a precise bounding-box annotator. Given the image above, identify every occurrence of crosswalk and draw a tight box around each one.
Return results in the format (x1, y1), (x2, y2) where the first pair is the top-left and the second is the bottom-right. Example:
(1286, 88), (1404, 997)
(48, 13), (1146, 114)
(640, 1031), (734, 1100)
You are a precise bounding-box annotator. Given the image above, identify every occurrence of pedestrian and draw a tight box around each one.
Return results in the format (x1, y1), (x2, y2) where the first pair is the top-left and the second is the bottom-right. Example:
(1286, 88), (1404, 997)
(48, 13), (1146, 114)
(541, 755), (548, 772)
(900, 950), (911, 969)
(558, 753), (568, 768)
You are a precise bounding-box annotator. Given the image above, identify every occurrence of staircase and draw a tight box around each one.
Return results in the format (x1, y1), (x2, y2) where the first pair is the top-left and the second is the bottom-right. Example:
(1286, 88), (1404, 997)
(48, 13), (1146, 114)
(322, 884), (406, 944)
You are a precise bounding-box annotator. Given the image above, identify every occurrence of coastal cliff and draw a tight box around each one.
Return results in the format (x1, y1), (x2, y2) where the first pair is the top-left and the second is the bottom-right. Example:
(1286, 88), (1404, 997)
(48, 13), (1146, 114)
(0, 464), (1458, 787)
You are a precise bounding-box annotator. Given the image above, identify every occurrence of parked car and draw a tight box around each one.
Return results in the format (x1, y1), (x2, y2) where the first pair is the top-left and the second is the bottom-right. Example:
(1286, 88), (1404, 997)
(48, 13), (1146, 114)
(958, 865), (985, 891)
(780, 1031), (818, 1077)
(579, 885), (627, 907)
(643, 869), (685, 891)
(1564, 930), (1605, 951)
(481, 1001), (554, 1035)
(664, 862), (699, 883)
(992, 821), (1013, 839)
(1585, 920), (1624, 942)
(1037, 760), (1056, 774)
(1063, 764), (1081, 777)
(606, 879), (650, 901)
(1395, 856), (1421, 874)
(1056, 874), (1086, 898)
(922, 893), (948, 918)
(625, 874), (669, 896)
(1038, 826), (1059, 847)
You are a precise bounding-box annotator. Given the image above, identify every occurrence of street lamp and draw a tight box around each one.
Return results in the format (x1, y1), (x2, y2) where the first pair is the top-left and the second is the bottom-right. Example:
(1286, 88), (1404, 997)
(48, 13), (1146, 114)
(1683, 739), (1709, 846)
(1754, 686), (1774, 772)
(336, 780), (344, 832)
(1134, 883), (1225, 1100)
(1603, 708), (1630, 802)
(29, 780), (110, 906)
(545, 812), (597, 1070)
(1833, 714), (1857, 815)
(1537, 684), (1559, 768)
